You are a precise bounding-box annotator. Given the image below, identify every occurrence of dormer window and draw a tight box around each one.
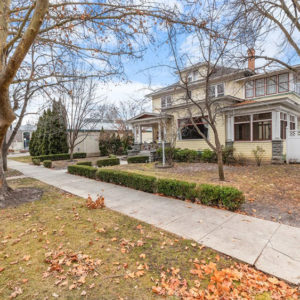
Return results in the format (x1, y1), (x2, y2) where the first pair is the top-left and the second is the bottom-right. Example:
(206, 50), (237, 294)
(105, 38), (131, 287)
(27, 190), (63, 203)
(208, 83), (225, 98)
(161, 95), (172, 108)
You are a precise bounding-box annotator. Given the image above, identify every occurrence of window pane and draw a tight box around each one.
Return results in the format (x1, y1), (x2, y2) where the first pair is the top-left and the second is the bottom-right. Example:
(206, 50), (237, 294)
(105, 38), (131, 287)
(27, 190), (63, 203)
(245, 81), (254, 98)
(253, 112), (272, 121)
(234, 123), (250, 141)
(209, 85), (215, 98)
(161, 97), (166, 107)
(266, 76), (277, 94)
(255, 79), (265, 96)
(253, 121), (272, 140)
(278, 73), (288, 92)
(181, 123), (208, 140)
(234, 115), (250, 123)
(281, 120), (287, 139)
(217, 83), (224, 97)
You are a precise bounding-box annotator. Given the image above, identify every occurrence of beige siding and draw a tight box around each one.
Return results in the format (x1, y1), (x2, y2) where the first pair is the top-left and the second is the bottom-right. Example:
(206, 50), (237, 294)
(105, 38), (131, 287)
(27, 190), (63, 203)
(233, 141), (272, 162)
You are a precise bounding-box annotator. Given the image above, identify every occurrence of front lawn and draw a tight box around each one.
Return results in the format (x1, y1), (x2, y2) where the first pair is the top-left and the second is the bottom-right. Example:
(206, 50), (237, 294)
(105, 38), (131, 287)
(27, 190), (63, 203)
(8, 155), (32, 164)
(108, 163), (300, 227)
(5, 168), (23, 178)
(0, 178), (297, 299)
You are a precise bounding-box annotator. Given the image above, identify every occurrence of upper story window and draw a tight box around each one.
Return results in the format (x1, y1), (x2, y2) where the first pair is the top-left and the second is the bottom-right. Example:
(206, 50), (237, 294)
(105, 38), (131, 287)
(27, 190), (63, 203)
(161, 95), (172, 108)
(187, 70), (199, 82)
(209, 83), (224, 98)
(245, 73), (289, 98)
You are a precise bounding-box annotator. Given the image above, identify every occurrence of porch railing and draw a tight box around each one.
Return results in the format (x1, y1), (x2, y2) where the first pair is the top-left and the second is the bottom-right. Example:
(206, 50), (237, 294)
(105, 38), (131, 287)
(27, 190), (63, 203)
(288, 130), (300, 138)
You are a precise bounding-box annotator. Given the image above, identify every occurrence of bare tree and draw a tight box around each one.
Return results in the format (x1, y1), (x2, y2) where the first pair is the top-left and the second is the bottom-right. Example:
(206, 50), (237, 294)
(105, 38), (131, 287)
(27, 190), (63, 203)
(0, 0), (212, 202)
(57, 77), (100, 161)
(165, 0), (243, 180)
(231, 0), (300, 69)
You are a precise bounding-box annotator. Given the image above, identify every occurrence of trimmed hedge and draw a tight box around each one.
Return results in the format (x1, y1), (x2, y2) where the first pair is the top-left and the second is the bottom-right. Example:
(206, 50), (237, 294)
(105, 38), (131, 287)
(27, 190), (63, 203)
(96, 169), (156, 193)
(43, 160), (52, 168)
(33, 152), (86, 162)
(127, 155), (149, 164)
(175, 149), (200, 162)
(32, 158), (41, 166)
(97, 158), (120, 167)
(68, 166), (244, 211)
(196, 184), (244, 211)
(68, 165), (97, 179)
(77, 161), (92, 166)
(157, 178), (196, 200)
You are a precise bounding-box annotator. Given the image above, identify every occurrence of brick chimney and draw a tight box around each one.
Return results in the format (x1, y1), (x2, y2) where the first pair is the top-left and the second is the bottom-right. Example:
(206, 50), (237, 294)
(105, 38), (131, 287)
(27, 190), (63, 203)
(247, 48), (255, 71)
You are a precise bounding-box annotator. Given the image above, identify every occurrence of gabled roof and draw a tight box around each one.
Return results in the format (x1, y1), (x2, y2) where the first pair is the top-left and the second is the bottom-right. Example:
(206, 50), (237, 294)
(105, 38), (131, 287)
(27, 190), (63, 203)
(127, 112), (173, 124)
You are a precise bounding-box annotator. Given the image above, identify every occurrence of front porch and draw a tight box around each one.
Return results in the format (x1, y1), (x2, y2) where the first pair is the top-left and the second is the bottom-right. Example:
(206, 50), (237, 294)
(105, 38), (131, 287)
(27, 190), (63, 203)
(127, 112), (173, 154)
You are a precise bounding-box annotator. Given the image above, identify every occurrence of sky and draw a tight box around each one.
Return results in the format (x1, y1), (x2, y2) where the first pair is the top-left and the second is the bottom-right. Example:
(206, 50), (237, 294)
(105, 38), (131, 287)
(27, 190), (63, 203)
(21, 0), (300, 125)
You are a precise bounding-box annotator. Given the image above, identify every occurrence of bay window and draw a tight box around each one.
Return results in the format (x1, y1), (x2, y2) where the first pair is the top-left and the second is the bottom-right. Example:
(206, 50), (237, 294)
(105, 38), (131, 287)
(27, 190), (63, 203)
(234, 116), (251, 141)
(253, 113), (272, 140)
(178, 117), (208, 140)
(245, 73), (289, 98)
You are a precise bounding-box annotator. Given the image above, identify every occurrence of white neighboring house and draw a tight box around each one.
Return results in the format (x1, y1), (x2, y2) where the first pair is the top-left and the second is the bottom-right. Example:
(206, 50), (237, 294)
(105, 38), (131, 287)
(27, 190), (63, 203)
(6, 124), (36, 152)
(73, 119), (131, 156)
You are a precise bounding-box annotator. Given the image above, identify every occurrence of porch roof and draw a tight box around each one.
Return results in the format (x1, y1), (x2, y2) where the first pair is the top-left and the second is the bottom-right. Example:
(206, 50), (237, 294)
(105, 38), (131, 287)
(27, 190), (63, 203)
(127, 112), (173, 125)
(222, 98), (300, 115)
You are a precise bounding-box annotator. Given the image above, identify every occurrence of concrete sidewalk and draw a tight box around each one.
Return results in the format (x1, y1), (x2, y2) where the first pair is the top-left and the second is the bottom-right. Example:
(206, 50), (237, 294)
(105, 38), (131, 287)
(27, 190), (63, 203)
(7, 159), (300, 285)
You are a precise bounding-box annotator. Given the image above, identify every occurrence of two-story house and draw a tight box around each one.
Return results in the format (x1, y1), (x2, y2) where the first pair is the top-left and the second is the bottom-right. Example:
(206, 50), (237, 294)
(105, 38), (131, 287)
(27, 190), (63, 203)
(128, 54), (300, 162)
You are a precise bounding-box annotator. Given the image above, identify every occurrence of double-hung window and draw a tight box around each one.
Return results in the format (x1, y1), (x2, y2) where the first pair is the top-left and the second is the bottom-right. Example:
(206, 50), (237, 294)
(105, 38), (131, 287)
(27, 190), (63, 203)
(245, 81), (254, 98)
(278, 73), (289, 92)
(255, 79), (265, 97)
(253, 113), (272, 140)
(208, 83), (225, 98)
(280, 113), (287, 139)
(161, 95), (172, 108)
(266, 76), (277, 94)
(290, 115), (296, 130)
(234, 115), (251, 141)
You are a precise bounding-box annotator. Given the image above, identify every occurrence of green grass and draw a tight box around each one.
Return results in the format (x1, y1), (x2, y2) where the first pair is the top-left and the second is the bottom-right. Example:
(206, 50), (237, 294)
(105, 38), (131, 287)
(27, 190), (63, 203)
(0, 178), (296, 299)
(5, 168), (23, 177)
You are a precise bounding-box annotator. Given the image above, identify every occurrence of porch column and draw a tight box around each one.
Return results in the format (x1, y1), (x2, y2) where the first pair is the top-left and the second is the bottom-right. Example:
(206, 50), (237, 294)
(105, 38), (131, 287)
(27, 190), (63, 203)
(226, 115), (234, 142)
(158, 122), (162, 143)
(272, 111), (281, 140)
(134, 125), (137, 142)
(138, 125), (142, 144)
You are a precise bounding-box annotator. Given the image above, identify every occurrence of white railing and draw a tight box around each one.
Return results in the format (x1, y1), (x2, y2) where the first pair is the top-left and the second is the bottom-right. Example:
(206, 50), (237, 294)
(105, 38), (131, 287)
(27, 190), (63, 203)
(288, 130), (300, 137)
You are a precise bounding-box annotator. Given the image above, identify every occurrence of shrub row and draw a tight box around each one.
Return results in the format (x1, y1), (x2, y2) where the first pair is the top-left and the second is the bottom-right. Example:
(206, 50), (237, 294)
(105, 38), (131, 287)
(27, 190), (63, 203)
(97, 158), (120, 167)
(68, 165), (97, 179)
(32, 152), (86, 162)
(127, 155), (149, 163)
(67, 165), (244, 211)
(77, 161), (92, 166)
(96, 169), (156, 193)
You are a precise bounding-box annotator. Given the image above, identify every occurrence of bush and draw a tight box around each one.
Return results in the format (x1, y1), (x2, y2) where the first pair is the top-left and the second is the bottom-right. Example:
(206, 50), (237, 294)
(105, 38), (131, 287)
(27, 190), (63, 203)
(76, 161), (92, 166)
(222, 146), (235, 164)
(196, 184), (244, 211)
(96, 169), (156, 193)
(97, 158), (120, 167)
(32, 158), (41, 166)
(32, 152), (86, 162)
(157, 178), (196, 200)
(252, 146), (265, 166)
(127, 155), (149, 164)
(175, 148), (200, 162)
(68, 165), (98, 179)
(156, 147), (178, 164)
(201, 149), (217, 163)
(43, 160), (52, 168)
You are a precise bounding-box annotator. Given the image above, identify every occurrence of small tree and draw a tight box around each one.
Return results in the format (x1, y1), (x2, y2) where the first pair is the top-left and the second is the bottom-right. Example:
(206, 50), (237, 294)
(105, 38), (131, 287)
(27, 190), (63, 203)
(253, 146), (265, 167)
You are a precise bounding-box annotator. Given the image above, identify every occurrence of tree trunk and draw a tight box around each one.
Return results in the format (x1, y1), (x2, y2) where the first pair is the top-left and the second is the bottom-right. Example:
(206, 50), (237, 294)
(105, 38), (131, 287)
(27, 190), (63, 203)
(216, 150), (225, 181)
(2, 145), (8, 172)
(70, 147), (74, 161)
(0, 149), (12, 207)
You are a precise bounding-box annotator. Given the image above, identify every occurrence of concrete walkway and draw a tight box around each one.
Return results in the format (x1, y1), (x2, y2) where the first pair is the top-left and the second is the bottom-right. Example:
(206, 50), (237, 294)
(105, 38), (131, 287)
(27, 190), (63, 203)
(7, 159), (300, 285)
